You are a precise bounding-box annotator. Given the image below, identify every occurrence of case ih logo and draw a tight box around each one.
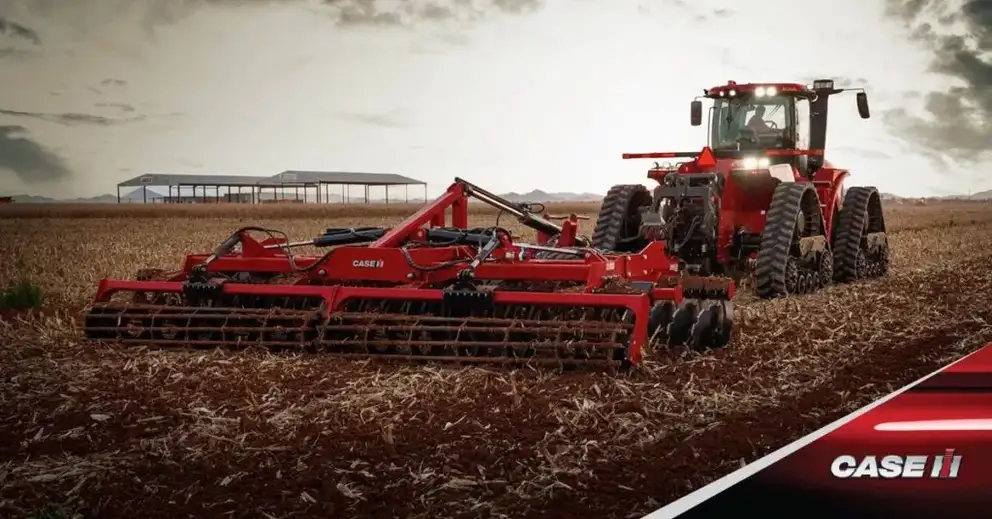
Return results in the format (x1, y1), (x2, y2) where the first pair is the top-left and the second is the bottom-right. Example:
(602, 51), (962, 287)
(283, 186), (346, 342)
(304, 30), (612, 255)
(352, 259), (384, 268)
(830, 449), (962, 479)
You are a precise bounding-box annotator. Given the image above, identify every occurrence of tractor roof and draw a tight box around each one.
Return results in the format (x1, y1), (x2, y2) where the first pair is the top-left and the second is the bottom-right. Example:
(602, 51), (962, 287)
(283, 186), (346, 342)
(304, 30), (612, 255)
(704, 81), (809, 98)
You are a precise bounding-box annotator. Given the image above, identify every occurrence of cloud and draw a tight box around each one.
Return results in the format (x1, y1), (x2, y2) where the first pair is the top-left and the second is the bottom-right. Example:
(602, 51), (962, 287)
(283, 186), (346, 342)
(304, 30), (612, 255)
(0, 125), (72, 182)
(335, 110), (407, 128)
(835, 146), (893, 160)
(0, 108), (144, 126)
(797, 76), (872, 88)
(95, 102), (137, 113)
(883, 0), (992, 161)
(0, 1), (546, 35)
(0, 16), (40, 43)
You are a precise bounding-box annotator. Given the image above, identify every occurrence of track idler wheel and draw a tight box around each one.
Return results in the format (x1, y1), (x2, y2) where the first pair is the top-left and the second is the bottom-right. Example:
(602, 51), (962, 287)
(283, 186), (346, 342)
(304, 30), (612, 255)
(688, 301), (734, 351)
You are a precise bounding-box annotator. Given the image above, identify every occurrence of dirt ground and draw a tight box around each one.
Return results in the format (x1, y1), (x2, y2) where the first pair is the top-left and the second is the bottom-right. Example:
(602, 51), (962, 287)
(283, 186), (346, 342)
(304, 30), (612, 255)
(1, 200), (991, 519)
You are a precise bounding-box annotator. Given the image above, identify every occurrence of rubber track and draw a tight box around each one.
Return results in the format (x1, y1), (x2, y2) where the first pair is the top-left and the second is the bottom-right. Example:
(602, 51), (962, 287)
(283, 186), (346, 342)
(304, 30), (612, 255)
(754, 182), (819, 299)
(591, 184), (651, 251)
(833, 185), (881, 283)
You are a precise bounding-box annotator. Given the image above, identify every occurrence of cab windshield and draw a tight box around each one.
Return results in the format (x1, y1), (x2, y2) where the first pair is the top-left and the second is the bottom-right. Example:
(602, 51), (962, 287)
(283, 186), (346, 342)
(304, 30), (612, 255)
(710, 96), (793, 150)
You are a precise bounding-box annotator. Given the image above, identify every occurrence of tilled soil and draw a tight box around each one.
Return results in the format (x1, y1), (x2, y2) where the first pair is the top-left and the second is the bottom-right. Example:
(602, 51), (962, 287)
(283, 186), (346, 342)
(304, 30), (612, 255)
(1, 210), (991, 519)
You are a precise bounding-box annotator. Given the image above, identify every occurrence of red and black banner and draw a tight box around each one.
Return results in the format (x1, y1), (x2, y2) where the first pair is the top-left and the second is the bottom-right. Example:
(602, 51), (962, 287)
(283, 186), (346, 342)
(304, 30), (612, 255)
(644, 343), (992, 519)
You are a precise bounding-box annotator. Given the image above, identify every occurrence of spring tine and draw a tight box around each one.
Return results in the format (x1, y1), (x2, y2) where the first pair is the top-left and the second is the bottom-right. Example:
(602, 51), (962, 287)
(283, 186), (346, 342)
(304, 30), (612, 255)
(82, 296), (639, 370)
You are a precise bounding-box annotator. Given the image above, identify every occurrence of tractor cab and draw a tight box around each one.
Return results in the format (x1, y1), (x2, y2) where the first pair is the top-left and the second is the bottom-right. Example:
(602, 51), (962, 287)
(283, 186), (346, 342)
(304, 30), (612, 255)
(689, 80), (871, 178)
(707, 86), (798, 151)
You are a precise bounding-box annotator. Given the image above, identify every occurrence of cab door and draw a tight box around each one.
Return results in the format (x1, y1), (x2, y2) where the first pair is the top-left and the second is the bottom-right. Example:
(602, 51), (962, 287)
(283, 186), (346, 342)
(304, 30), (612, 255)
(795, 98), (811, 173)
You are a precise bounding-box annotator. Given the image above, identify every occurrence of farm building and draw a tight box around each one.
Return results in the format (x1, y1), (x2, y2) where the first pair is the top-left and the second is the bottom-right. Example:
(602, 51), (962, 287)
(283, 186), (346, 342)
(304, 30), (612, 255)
(115, 171), (427, 204)
(120, 187), (254, 204)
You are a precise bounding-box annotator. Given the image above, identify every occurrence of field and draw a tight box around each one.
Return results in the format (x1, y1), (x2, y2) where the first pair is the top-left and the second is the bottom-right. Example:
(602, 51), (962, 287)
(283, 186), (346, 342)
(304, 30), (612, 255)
(2, 200), (992, 519)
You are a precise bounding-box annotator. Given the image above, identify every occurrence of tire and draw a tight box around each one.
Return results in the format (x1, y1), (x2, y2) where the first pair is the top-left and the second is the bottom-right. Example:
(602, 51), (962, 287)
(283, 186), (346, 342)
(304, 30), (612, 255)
(590, 184), (652, 252)
(833, 186), (888, 283)
(754, 182), (824, 299)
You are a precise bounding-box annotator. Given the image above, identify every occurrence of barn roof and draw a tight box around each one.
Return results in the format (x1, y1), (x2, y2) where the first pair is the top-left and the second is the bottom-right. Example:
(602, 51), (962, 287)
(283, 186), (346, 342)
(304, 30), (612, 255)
(116, 174), (272, 188)
(117, 171), (426, 188)
(262, 171), (426, 186)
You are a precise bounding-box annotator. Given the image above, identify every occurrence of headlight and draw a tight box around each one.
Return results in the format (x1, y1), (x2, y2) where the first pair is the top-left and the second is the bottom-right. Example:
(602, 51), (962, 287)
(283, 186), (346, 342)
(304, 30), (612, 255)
(740, 157), (771, 170)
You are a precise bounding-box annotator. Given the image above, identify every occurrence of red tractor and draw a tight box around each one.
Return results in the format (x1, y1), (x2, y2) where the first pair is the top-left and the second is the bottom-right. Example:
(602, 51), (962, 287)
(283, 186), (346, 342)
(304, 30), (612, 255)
(592, 79), (890, 298)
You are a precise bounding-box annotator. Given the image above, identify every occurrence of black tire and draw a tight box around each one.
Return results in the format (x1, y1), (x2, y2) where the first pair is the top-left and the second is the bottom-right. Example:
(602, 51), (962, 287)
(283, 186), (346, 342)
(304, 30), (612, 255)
(590, 184), (652, 252)
(834, 186), (888, 283)
(754, 182), (825, 299)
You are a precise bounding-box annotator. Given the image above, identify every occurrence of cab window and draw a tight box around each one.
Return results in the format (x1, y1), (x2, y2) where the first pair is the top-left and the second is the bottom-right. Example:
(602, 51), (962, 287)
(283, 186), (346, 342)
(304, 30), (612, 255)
(711, 96), (792, 148)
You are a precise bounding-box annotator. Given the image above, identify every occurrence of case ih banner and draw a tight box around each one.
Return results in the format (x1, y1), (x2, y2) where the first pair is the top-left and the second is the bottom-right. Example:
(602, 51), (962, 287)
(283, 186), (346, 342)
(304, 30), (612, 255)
(644, 343), (992, 519)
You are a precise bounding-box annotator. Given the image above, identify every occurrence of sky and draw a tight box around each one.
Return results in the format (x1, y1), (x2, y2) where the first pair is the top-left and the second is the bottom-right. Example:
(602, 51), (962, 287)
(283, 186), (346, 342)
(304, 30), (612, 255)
(0, 0), (990, 199)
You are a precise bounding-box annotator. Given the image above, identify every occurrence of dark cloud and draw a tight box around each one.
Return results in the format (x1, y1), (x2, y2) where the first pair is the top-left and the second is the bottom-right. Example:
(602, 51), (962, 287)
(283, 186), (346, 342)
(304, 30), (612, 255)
(0, 16), (40, 44)
(883, 0), (992, 161)
(95, 102), (136, 113)
(0, 16), (41, 58)
(0, 108), (144, 126)
(322, 0), (545, 26)
(0, 125), (72, 182)
(2, 1), (545, 34)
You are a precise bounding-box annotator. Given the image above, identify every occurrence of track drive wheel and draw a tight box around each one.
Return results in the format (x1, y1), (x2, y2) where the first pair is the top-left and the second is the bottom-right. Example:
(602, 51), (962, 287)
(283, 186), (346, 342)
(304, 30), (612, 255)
(591, 184), (653, 252)
(833, 186), (889, 283)
(754, 182), (828, 299)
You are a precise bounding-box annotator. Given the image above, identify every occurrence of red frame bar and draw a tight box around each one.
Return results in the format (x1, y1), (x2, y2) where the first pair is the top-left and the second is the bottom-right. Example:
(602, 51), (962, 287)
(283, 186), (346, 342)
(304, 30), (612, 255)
(372, 182), (470, 248)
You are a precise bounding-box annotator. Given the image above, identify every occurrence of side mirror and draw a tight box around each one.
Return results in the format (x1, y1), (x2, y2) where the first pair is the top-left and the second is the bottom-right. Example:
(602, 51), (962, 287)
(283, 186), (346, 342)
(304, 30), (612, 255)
(690, 100), (703, 126)
(856, 92), (870, 119)
(808, 155), (824, 172)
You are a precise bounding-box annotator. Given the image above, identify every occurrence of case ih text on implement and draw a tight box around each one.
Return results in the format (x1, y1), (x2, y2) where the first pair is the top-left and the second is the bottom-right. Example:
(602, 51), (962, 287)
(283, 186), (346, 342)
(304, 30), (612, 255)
(81, 78), (888, 369)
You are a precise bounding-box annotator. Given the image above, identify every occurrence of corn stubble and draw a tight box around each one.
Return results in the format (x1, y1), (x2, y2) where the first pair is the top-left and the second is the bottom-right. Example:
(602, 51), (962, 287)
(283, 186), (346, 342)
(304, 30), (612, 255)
(1, 200), (991, 519)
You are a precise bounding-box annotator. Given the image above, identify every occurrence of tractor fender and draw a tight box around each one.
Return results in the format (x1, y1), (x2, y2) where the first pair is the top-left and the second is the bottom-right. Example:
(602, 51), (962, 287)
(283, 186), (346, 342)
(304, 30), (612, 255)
(828, 171), (850, 208)
(768, 164), (795, 184)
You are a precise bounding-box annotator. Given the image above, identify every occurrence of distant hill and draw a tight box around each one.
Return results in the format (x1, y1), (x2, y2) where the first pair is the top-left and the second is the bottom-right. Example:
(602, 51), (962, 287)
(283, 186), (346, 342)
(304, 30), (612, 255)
(5, 193), (119, 203)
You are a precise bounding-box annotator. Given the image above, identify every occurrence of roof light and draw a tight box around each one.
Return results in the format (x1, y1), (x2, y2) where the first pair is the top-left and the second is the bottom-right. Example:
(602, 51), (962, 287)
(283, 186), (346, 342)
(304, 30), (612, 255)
(765, 86), (777, 96)
(728, 89), (737, 97)
(755, 86), (767, 97)
(696, 147), (717, 168)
